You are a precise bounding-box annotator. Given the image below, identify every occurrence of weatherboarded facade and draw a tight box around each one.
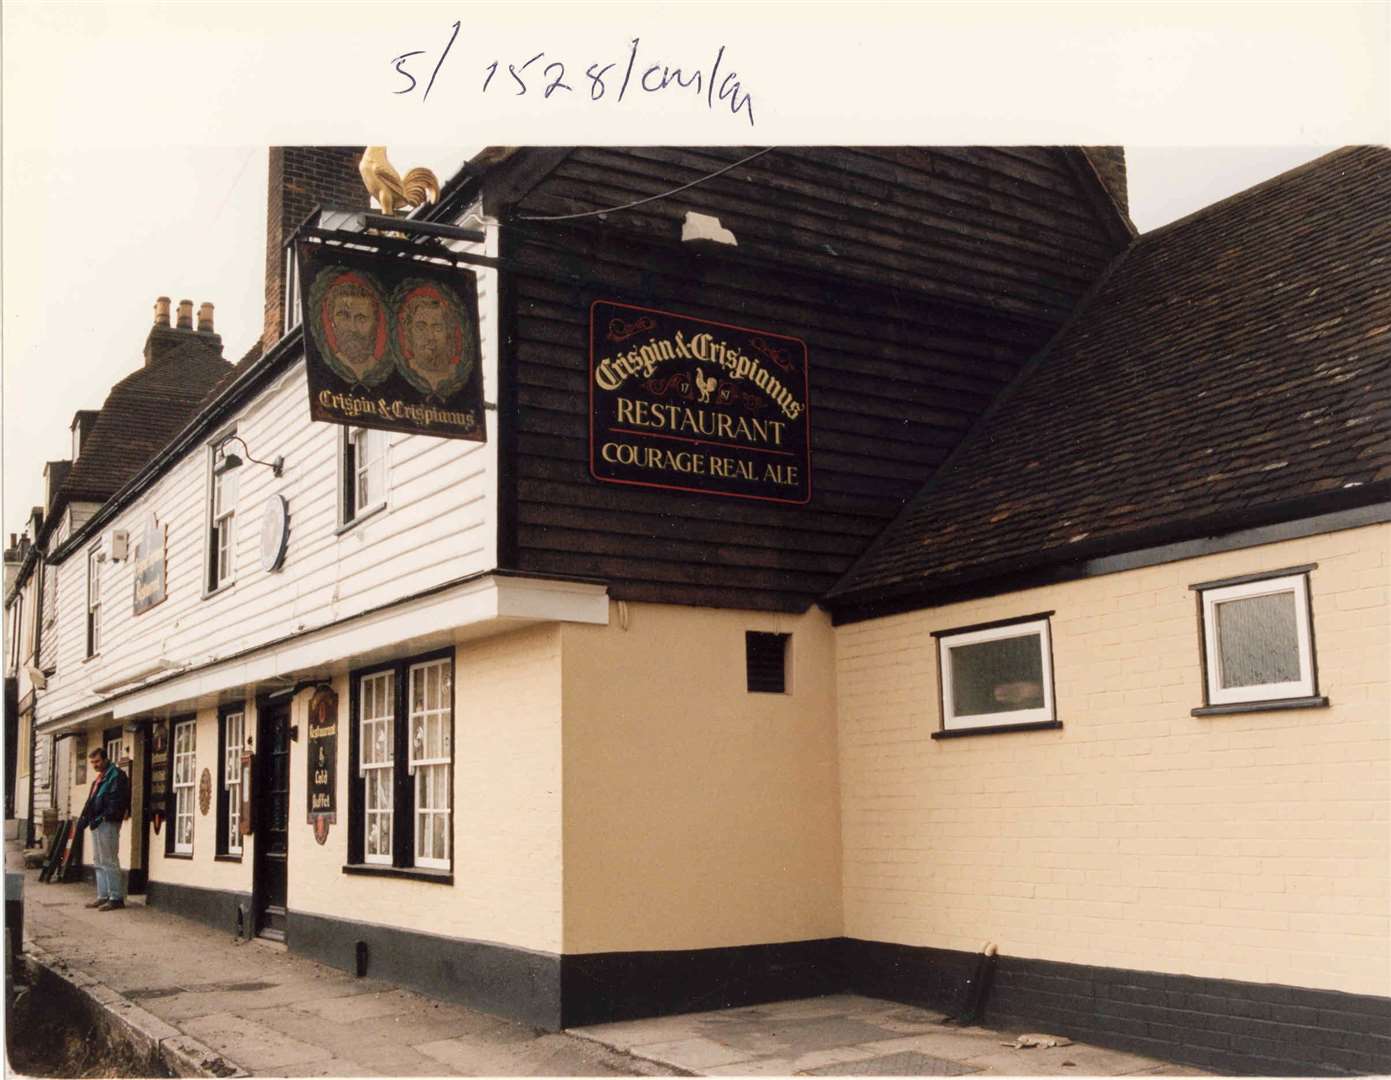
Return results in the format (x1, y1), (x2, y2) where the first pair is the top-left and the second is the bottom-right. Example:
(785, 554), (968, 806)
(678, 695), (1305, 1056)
(14, 146), (1389, 1073)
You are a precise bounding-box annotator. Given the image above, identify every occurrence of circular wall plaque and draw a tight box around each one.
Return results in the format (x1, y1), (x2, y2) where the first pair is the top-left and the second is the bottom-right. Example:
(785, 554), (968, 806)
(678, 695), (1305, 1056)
(198, 768), (213, 816)
(259, 495), (290, 572)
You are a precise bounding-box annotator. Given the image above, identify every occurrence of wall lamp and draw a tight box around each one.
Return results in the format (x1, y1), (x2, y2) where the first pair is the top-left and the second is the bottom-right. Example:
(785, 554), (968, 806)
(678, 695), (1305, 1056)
(215, 435), (284, 478)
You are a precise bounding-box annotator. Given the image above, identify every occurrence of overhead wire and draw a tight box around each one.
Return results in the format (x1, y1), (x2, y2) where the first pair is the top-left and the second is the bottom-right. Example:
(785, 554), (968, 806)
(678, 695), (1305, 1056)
(515, 148), (776, 222)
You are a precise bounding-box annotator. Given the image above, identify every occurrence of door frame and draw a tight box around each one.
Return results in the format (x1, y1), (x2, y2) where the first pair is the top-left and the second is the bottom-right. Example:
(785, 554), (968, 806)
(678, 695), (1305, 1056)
(252, 694), (293, 940)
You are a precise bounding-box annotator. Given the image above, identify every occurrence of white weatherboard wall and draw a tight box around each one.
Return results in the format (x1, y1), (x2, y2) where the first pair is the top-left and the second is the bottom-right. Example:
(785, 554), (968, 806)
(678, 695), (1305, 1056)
(38, 228), (498, 727)
(837, 524), (1391, 998)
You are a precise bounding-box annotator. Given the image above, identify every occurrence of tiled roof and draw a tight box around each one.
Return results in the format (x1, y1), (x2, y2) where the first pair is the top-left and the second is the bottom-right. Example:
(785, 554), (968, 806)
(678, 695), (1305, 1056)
(829, 146), (1391, 612)
(56, 342), (233, 506)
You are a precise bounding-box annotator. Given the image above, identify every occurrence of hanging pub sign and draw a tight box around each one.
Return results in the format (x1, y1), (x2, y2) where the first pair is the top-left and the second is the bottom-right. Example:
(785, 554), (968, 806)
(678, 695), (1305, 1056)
(590, 300), (811, 504)
(306, 686), (338, 845)
(132, 511), (168, 615)
(148, 720), (170, 833)
(297, 241), (486, 442)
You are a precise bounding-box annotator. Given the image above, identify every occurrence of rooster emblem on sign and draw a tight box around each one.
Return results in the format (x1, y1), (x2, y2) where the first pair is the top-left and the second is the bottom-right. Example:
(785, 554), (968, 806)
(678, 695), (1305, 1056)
(694, 367), (717, 404)
(358, 147), (441, 216)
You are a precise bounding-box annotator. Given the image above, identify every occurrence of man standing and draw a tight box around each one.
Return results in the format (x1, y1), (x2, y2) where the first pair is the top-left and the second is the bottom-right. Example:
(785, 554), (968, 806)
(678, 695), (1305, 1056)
(77, 746), (131, 911)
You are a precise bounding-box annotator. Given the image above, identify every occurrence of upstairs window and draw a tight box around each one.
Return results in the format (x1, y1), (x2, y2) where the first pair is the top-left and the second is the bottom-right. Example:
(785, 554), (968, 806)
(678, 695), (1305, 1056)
(934, 615), (1057, 735)
(208, 438), (238, 591)
(1194, 568), (1321, 711)
(342, 427), (388, 525)
(86, 545), (102, 657)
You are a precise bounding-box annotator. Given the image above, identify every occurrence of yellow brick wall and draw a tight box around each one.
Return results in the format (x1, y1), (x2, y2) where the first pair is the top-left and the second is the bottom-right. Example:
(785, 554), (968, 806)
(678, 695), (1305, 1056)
(562, 603), (843, 953)
(837, 524), (1390, 996)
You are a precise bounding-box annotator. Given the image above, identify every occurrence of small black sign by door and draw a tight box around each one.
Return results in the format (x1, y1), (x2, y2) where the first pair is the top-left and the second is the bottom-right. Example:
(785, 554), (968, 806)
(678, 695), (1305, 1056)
(306, 687), (337, 846)
(148, 721), (169, 832)
(254, 701), (292, 941)
(589, 300), (811, 505)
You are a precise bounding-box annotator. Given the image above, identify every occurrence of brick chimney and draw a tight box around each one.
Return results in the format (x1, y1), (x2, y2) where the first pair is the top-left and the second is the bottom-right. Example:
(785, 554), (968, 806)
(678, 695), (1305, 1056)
(4, 534), (24, 596)
(263, 147), (370, 351)
(144, 295), (223, 366)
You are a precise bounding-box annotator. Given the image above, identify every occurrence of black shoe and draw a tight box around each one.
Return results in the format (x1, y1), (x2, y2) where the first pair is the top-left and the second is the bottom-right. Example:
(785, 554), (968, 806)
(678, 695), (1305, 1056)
(97, 900), (125, 911)
(84, 898), (108, 909)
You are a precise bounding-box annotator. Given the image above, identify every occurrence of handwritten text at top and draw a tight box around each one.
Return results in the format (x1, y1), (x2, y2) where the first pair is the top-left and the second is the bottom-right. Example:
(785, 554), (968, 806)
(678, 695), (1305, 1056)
(391, 29), (756, 128)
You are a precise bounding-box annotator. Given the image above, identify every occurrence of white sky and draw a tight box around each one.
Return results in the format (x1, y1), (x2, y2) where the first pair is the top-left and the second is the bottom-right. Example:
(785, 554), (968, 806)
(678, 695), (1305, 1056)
(2, 2), (1386, 546)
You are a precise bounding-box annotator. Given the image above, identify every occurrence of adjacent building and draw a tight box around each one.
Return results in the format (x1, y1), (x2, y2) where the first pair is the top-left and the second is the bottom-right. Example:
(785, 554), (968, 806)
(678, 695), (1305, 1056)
(8, 145), (1388, 1076)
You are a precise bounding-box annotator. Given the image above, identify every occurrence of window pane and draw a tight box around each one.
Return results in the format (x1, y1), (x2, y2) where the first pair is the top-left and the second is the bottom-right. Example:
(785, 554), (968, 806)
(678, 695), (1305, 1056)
(950, 634), (1045, 716)
(1216, 590), (1301, 688)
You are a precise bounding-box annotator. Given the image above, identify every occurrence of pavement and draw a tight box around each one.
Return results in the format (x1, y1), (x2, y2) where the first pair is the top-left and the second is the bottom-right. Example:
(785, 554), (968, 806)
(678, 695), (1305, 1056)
(9, 841), (1208, 1077)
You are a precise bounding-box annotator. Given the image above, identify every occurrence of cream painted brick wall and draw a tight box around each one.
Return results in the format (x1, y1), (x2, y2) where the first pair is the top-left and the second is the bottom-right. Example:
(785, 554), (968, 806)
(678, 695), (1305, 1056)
(837, 524), (1391, 996)
(292, 627), (564, 953)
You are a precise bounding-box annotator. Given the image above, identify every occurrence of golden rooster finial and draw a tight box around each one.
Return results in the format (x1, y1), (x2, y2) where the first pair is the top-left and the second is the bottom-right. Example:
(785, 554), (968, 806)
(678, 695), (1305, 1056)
(359, 147), (440, 217)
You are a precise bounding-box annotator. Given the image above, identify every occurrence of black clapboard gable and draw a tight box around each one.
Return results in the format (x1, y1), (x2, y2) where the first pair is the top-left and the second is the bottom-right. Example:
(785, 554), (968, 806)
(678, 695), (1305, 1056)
(496, 147), (1128, 611)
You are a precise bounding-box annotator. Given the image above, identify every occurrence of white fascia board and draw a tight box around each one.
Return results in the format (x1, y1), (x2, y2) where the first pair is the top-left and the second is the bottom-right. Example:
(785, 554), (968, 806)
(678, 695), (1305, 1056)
(41, 574), (606, 728)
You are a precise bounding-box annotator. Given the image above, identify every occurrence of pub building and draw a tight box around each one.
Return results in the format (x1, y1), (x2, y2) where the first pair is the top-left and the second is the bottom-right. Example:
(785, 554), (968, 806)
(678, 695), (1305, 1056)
(7, 146), (1389, 1076)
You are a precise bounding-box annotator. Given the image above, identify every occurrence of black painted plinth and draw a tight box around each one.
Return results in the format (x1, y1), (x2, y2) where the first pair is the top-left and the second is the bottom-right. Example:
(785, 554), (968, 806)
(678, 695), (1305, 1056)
(287, 910), (563, 1030)
(145, 879), (253, 940)
(561, 938), (845, 1028)
(846, 939), (1391, 1077)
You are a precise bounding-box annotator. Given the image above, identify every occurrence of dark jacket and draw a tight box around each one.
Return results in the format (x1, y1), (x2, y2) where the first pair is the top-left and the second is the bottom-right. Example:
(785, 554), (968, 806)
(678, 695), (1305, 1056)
(78, 765), (131, 829)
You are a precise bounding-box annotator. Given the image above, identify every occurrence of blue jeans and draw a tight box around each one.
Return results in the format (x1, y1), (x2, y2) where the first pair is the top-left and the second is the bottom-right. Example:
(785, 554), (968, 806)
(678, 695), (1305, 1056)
(91, 820), (123, 901)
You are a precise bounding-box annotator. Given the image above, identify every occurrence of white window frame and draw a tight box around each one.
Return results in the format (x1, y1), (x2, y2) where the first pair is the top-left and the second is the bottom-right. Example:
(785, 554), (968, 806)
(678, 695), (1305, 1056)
(938, 617), (1056, 732)
(359, 670), (396, 865)
(342, 426), (388, 525)
(208, 436), (238, 592)
(86, 545), (102, 657)
(223, 711), (245, 855)
(105, 731), (123, 770)
(1200, 574), (1315, 706)
(407, 658), (452, 870)
(172, 719), (196, 854)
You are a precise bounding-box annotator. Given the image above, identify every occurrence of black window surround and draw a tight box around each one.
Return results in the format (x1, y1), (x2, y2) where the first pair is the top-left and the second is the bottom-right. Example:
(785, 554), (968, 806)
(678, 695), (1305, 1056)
(931, 611), (1059, 738)
(1191, 565), (1327, 717)
(346, 647), (455, 876)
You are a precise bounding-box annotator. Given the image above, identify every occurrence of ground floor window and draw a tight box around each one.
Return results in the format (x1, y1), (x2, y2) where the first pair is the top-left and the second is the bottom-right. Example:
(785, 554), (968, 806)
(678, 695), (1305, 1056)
(1193, 566), (1321, 710)
(171, 718), (196, 853)
(349, 650), (454, 874)
(218, 707), (246, 856)
(934, 614), (1057, 734)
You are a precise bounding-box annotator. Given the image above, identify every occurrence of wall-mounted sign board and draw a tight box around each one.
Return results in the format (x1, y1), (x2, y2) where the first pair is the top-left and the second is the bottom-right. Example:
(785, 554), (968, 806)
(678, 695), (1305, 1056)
(297, 242), (486, 442)
(132, 511), (167, 615)
(589, 301), (811, 505)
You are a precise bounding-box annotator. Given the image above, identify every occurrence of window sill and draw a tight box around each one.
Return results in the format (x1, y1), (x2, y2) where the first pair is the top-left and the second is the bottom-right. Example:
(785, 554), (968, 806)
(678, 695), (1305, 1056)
(165, 851), (194, 860)
(335, 503), (387, 537)
(341, 863), (452, 885)
(1192, 696), (1329, 717)
(932, 719), (1063, 740)
(202, 581), (235, 601)
(214, 853), (243, 863)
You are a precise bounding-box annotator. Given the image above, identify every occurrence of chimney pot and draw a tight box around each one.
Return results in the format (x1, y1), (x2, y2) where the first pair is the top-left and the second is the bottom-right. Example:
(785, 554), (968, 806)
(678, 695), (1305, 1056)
(198, 302), (215, 333)
(177, 299), (194, 330)
(154, 297), (171, 327)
